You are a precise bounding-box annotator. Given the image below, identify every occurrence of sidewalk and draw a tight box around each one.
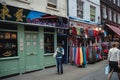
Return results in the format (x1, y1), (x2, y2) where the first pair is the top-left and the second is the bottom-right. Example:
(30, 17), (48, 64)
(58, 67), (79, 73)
(1, 60), (118, 80)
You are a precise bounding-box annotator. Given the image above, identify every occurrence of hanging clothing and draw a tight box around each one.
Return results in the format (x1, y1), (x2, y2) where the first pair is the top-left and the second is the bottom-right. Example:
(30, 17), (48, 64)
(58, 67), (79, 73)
(76, 47), (80, 66)
(80, 47), (83, 65)
(69, 47), (73, 63)
(82, 47), (87, 66)
(86, 46), (89, 61)
(73, 47), (77, 64)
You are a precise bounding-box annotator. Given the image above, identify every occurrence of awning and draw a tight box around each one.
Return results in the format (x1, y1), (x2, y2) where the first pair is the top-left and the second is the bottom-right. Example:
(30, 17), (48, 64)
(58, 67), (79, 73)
(106, 24), (120, 36)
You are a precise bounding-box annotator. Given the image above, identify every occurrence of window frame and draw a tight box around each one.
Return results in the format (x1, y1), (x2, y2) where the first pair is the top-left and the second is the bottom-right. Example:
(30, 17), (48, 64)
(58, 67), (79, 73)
(90, 5), (96, 22)
(47, 0), (57, 8)
(17, 0), (31, 3)
(0, 31), (18, 58)
(77, 0), (84, 19)
(44, 28), (55, 54)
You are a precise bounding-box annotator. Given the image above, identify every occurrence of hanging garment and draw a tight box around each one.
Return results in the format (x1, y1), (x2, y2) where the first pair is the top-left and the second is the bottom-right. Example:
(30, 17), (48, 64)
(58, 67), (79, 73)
(92, 46), (96, 63)
(69, 46), (73, 63)
(86, 46), (89, 61)
(80, 28), (84, 34)
(75, 47), (78, 65)
(104, 31), (107, 37)
(76, 28), (81, 35)
(88, 30), (94, 37)
(82, 47), (87, 66)
(93, 30), (98, 37)
(72, 27), (77, 35)
(80, 47), (83, 66)
(76, 47), (80, 66)
(73, 47), (76, 64)
(88, 45), (93, 63)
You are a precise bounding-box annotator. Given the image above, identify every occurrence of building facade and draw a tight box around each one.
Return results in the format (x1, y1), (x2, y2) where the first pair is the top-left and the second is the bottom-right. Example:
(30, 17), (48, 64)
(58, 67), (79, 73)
(67, 0), (105, 66)
(100, 0), (120, 42)
(0, 0), (68, 77)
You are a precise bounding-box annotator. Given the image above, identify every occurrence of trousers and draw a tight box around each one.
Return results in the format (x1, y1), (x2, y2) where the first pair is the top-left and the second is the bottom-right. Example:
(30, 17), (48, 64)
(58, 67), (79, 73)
(56, 57), (63, 74)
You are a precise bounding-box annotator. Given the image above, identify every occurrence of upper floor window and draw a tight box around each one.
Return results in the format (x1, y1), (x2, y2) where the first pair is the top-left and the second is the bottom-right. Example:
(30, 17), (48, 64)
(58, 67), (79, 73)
(90, 5), (96, 22)
(118, 13), (120, 24)
(47, 0), (57, 8)
(117, 0), (120, 6)
(102, 5), (107, 19)
(77, 0), (84, 19)
(113, 11), (117, 22)
(113, 0), (116, 4)
(108, 8), (112, 21)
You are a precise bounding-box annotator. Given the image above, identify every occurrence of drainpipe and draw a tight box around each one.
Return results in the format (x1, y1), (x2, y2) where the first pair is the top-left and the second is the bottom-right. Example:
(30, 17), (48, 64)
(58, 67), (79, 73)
(66, 0), (69, 63)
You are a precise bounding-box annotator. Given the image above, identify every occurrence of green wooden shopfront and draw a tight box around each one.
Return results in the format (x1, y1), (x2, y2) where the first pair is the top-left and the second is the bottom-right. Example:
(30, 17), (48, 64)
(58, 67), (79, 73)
(0, 4), (68, 77)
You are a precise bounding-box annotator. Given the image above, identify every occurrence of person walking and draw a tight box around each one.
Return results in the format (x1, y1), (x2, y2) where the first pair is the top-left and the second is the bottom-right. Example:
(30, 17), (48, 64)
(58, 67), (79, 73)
(107, 43), (120, 80)
(53, 43), (64, 74)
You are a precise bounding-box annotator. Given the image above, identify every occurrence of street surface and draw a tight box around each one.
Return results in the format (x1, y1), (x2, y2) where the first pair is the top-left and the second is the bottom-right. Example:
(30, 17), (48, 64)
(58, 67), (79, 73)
(1, 60), (119, 80)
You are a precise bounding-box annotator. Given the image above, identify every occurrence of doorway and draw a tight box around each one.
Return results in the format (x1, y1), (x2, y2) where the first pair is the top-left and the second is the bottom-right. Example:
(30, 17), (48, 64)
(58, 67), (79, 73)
(57, 35), (68, 63)
(25, 33), (39, 71)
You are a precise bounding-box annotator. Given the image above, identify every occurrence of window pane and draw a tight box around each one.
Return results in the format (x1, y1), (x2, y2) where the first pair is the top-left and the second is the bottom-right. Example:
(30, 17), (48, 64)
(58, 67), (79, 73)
(48, 0), (57, 4)
(47, 0), (57, 8)
(0, 31), (18, 58)
(90, 5), (96, 22)
(44, 34), (54, 53)
(77, 0), (84, 18)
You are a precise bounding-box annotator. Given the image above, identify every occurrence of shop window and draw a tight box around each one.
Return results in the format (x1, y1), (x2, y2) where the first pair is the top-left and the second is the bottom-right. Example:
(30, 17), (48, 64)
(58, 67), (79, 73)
(90, 5), (96, 22)
(44, 33), (54, 53)
(0, 31), (17, 58)
(44, 28), (54, 54)
(47, 0), (57, 8)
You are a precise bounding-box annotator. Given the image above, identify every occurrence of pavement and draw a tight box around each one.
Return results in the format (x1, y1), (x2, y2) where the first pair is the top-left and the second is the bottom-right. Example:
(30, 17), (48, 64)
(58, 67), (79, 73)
(1, 60), (119, 80)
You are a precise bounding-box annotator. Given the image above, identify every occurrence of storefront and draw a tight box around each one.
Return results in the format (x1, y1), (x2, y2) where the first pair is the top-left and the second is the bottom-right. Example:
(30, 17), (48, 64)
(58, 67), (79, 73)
(68, 19), (103, 67)
(0, 3), (68, 77)
(101, 24), (120, 51)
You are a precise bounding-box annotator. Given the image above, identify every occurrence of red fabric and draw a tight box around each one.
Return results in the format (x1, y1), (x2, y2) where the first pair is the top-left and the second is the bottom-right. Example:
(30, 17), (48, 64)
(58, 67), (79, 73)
(72, 27), (77, 35)
(103, 49), (108, 54)
(93, 30), (98, 37)
(85, 28), (89, 35)
(76, 48), (80, 66)
(86, 47), (89, 61)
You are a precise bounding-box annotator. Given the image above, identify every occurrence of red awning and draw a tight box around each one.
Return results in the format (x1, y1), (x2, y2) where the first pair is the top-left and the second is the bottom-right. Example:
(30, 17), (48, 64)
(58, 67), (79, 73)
(106, 24), (120, 36)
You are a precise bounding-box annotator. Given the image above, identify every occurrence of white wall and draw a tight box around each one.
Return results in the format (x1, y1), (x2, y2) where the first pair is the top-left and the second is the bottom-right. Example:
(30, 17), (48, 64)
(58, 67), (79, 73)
(68, 0), (101, 23)
(0, 0), (67, 18)
(68, 0), (77, 18)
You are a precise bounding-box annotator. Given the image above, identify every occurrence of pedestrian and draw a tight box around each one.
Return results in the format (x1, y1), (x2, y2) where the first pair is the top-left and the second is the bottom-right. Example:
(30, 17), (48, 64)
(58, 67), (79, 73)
(53, 43), (64, 74)
(107, 43), (120, 80)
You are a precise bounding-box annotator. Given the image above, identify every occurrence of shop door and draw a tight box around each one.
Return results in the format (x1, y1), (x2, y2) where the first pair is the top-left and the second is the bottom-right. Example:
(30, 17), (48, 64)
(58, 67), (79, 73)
(25, 33), (39, 72)
(57, 35), (67, 63)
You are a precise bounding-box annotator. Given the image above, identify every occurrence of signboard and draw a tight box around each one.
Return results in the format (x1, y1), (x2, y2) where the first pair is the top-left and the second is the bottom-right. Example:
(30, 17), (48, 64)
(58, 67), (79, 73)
(0, 3), (68, 28)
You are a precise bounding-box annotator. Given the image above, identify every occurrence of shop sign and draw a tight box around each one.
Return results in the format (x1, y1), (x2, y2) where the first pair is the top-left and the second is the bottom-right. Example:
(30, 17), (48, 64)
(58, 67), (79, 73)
(0, 3), (68, 28)
(70, 20), (99, 28)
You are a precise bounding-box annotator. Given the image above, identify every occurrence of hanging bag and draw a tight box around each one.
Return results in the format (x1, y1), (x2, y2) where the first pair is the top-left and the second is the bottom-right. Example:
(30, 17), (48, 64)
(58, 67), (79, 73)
(105, 64), (110, 74)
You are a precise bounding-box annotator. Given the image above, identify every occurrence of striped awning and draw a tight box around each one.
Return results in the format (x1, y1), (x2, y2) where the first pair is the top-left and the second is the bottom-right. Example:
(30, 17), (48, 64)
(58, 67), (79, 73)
(106, 24), (120, 36)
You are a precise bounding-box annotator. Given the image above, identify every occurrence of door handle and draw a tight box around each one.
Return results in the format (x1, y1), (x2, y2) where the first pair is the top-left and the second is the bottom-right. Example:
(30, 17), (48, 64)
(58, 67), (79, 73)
(30, 53), (34, 56)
